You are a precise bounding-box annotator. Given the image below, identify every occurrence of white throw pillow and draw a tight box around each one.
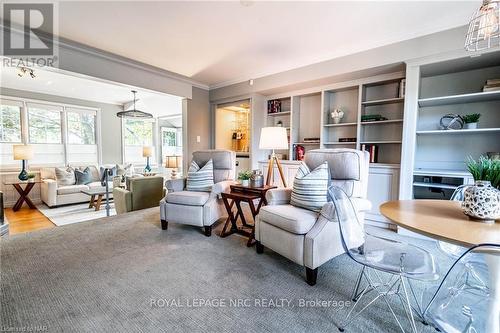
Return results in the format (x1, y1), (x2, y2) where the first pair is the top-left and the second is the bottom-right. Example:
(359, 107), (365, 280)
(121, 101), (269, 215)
(290, 161), (329, 212)
(186, 159), (214, 192)
(55, 167), (76, 186)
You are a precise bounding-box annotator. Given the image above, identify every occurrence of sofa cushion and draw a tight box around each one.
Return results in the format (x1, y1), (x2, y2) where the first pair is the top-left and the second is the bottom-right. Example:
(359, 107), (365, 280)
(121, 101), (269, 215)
(290, 161), (329, 212)
(186, 159), (214, 192)
(55, 167), (76, 186)
(259, 204), (318, 234)
(75, 167), (93, 185)
(116, 163), (133, 176)
(166, 191), (210, 206)
(57, 184), (89, 195)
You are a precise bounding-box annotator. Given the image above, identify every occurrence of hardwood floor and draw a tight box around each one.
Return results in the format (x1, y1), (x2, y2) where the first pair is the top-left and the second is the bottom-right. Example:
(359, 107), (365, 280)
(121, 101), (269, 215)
(4, 207), (55, 235)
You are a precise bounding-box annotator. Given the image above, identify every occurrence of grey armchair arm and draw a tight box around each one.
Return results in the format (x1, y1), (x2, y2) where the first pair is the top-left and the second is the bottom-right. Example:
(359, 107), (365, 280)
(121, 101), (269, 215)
(165, 178), (186, 192)
(210, 180), (238, 199)
(265, 188), (292, 205)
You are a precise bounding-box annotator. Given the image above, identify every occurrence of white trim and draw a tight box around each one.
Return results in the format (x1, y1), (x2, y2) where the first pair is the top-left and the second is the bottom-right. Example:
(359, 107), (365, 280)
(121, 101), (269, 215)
(1, 95), (100, 111)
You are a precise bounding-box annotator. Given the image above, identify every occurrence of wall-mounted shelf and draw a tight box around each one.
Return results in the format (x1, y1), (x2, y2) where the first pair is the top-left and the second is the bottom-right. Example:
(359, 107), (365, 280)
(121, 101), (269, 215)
(323, 122), (357, 127)
(416, 128), (500, 135)
(361, 119), (404, 125)
(294, 142), (321, 145)
(267, 111), (291, 117)
(362, 97), (404, 106)
(418, 90), (500, 107)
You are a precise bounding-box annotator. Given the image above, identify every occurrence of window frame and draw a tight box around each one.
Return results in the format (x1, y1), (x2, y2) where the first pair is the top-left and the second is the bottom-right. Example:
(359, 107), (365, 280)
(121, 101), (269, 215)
(0, 99), (23, 143)
(0, 95), (101, 169)
(121, 117), (158, 165)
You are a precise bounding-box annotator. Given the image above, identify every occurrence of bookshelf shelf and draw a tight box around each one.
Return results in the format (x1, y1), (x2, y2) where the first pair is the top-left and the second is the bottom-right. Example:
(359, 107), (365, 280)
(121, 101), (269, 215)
(295, 142), (321, 145)
(360, 140), (402, 144)
(362, 97), (404, 106)
(323, 142), (356, 145)
(267, 111), (291, 117)
(412, 181), (458, 190)
(361, 119), (404, 125)
(323, 122), (357, 127)
(418, 90), (500, 107)
(416, 128), (500, 135)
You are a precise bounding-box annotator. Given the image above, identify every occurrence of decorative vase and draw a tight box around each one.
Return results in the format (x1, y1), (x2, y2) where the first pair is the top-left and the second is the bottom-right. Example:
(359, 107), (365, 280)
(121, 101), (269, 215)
(332, 117), (341, 124)
(464, 122), (478, 129)
(240, 179), (250, 186)
(462, 181), (500, 222)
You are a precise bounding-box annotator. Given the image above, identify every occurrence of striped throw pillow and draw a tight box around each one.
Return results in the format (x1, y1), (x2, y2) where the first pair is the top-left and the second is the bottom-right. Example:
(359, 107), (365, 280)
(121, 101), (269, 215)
(290, 161), (329, 212)
(186, 159), (215, 192)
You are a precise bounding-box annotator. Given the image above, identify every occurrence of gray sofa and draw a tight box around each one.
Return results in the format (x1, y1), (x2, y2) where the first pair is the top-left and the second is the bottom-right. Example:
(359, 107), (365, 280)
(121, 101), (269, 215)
(255, 149), (372, 285)
(159, 150), (236, 236)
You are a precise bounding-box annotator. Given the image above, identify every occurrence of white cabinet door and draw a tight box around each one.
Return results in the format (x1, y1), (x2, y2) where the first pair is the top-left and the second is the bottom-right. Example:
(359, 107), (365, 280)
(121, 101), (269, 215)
(365, 166), (400, 228)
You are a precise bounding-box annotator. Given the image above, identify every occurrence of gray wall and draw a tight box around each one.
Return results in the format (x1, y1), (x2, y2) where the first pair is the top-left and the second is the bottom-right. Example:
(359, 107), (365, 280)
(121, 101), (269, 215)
(0, 87), (123, 164)
(184, 87), (211, 164)
(210, 26), (470, 101)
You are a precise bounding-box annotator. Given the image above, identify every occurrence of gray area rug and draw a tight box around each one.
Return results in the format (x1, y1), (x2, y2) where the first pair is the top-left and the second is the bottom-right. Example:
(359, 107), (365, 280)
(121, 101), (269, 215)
(1, 209), (452, 333)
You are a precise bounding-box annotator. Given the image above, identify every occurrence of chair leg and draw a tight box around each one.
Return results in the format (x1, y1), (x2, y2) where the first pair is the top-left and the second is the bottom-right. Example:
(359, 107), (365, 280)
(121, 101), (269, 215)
(161, 220), (168, 230)
(306, 267), (318, 286)
(204, 226), (212, 237)
(256, 241), (264, 254)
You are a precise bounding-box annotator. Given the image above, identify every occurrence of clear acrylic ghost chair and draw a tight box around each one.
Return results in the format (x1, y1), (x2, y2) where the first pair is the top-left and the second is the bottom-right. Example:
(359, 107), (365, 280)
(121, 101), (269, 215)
(437, 184), (470, 258)
(423, 244), (499, 333)
(328, 186), (439, 333)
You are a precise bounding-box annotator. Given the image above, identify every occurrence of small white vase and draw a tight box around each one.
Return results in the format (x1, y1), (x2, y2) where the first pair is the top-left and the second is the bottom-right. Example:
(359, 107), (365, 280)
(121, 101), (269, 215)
(464, 122), (478, 129)
(332, 117), (341, 124)
(240, 179), (250, 186)
(462, 181), (500, 223)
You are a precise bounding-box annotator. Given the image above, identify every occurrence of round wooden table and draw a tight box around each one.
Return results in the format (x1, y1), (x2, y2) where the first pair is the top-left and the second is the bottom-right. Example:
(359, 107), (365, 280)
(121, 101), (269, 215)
(380, 200), (500, 333)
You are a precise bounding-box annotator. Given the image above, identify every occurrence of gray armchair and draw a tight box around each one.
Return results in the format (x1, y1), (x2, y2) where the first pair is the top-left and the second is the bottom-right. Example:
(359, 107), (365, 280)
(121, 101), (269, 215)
(159, 150), (236, 236)
(255, 149), (372, 285)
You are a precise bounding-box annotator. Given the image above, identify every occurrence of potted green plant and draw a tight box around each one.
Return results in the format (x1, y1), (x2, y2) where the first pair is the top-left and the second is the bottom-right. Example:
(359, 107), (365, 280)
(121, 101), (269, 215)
(27, 173), (36, 182)
(462, 156), (500, 222)
(238, 170), (252, 187)
(462, 113), (481, 129)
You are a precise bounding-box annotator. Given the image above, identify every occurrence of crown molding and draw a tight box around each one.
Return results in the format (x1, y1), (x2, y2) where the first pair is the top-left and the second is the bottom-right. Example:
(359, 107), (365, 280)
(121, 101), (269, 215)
(1, 22), (209, 91)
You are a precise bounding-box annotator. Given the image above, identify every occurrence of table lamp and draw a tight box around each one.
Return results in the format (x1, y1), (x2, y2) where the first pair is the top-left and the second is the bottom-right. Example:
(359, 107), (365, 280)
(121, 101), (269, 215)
(13, 144), (34, 181)
(259, 127), (289, 187)
(143, 146), (153, 172)
(165, 155), (182, 179)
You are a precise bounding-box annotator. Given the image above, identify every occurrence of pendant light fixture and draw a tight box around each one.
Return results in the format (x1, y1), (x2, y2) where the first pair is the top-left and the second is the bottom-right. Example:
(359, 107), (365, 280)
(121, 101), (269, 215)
(465, 0), (500, 51)
(117, 90), (153, 118)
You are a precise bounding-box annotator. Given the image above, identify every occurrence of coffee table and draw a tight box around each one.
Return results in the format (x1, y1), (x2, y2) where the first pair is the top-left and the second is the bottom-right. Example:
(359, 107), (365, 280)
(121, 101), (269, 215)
(220, 185), (276, 246)
(3, 180), (41, 212)
(81, 188), (112, 211)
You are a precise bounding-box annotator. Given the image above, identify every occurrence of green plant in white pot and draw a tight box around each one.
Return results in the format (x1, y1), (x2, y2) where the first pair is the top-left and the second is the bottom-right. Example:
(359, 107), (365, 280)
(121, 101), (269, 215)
(463, 156), (500, 222)
(238, 170), (252, 186)
(462, 113), (481, 129)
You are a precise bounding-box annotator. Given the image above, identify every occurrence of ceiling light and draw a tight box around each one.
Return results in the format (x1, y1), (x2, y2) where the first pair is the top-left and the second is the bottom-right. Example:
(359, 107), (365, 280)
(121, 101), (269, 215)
(465, 0), (500, 51)
(117, 90), (153, 119)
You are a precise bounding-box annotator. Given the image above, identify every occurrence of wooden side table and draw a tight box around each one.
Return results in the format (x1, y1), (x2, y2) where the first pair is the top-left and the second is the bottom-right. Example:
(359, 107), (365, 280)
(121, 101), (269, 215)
(3, 181), (41, 212)
(220, 185), (276, 247)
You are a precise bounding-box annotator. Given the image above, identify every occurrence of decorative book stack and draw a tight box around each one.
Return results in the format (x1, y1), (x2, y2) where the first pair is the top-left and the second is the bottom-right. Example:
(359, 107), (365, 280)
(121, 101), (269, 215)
(483, 79), (500, 92)
(267, 100), (282, 114)
(361, 114), (388, 122)
(361, 144), (378, 163)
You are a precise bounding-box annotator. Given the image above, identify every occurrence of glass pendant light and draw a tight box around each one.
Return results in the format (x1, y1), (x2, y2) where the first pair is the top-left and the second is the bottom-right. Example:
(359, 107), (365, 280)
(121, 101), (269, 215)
(465, 0), (500, 51)
(117, 90), (153, 118)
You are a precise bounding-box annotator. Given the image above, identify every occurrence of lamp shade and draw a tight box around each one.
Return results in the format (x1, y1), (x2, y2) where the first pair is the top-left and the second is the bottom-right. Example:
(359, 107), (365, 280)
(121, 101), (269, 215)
(259, 127), (288, 150)
(13, 144), (34, 160)
(142, 146), (153, 157)
(165, 155), (182, 168)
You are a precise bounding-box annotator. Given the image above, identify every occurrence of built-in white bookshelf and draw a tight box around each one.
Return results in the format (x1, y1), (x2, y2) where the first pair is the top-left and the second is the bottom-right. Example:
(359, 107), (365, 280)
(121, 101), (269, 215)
(410, 51), (500, 199)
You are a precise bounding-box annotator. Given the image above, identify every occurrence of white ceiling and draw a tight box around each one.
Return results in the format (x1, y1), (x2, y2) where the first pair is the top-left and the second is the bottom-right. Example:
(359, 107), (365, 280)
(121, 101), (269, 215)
(0, 65), (183, 117)
(42, 0), (481, 88)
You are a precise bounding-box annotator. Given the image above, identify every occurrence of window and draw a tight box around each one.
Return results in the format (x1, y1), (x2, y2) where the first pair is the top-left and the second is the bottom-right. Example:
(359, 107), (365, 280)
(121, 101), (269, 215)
(123, 118), (155, 164)
(27, 104), (62, 144)
(0, 101), (22, 143)
(67, 109), (96, 144)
